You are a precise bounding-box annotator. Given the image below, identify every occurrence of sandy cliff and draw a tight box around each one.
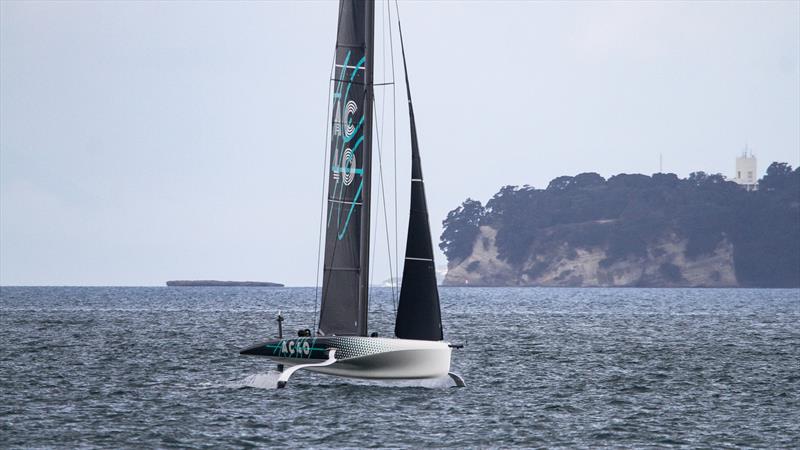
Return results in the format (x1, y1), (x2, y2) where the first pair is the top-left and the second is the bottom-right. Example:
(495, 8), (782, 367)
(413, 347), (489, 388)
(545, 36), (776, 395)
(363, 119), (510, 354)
(443, 226), (738, 287)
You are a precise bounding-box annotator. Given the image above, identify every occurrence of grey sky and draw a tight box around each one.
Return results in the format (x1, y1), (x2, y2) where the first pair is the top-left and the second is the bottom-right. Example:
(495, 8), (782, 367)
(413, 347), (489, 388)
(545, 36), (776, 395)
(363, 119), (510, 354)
(1, 1), (798, 286)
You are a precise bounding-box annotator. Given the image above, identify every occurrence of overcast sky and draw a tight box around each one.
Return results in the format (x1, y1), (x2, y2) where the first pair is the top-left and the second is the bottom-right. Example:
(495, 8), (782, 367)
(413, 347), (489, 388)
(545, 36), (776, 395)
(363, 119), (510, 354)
(1, 1), (798, 286)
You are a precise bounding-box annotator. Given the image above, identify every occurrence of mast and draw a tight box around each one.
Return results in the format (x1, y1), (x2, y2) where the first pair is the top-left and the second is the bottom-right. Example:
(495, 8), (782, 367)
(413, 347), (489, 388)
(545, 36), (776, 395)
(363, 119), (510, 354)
(358, 0), (375, 336)
(394, 16), (444, 341)
(318, 0), (375, 336)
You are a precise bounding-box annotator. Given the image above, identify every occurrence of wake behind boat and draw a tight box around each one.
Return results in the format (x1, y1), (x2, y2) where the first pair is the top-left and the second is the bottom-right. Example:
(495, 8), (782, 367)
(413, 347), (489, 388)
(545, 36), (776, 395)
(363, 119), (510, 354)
(240, 0), (464, 388)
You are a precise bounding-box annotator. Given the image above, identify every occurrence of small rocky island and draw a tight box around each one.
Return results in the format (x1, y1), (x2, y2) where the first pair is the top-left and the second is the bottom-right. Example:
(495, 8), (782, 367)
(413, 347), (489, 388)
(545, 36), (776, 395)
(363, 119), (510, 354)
(166, 280), (284, 287)
(440, 163), (799, 288)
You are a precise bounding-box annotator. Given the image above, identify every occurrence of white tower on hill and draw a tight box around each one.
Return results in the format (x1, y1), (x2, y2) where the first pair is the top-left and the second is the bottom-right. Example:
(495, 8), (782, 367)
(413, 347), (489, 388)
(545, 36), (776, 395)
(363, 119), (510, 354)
(734, 146), (758, 191)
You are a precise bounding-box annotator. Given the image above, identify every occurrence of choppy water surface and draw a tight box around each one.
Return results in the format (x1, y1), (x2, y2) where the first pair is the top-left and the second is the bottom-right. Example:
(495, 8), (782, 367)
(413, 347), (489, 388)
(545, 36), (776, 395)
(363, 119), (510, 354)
(1, 287), (798, 448)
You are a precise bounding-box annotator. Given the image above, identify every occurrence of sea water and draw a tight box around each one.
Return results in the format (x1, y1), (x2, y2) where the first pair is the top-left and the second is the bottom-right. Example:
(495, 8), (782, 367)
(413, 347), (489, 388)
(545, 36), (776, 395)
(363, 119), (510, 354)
(1, 286), (798, 448)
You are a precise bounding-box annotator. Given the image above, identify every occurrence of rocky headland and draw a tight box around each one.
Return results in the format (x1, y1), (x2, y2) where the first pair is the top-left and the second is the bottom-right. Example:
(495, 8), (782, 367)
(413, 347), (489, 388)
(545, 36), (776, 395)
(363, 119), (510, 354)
(440, 163), (799, 288)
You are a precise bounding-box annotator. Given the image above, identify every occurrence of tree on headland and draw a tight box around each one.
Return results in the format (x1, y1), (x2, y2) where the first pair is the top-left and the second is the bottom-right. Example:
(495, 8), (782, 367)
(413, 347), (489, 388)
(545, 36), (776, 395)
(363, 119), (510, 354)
(439, 198), (485, 264)
(687, 171), (728, 187)
(759, 162), (798, 192)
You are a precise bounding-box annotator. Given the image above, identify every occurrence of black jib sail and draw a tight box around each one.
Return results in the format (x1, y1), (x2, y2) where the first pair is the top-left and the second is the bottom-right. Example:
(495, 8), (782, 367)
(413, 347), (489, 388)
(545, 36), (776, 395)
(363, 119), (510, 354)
(319, 0), (375, 336)
(394, 21), (444, 341)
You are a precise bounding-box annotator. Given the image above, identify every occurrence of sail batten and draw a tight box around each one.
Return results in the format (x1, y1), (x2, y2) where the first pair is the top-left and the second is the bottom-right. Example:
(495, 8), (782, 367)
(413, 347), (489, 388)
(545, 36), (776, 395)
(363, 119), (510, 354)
(394, 19), (444, 341)
(319, 0), (375, 337)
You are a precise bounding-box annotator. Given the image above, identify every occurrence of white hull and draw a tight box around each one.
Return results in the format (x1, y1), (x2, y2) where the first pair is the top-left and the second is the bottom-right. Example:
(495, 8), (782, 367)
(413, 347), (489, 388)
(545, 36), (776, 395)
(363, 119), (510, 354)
(299, 340), (451, 379)
(242, 336), (453, 380)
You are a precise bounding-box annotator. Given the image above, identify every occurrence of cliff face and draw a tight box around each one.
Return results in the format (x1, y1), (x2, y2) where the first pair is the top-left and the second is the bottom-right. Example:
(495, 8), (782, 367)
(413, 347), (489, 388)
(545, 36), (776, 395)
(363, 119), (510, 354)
(443, 225), (738, 287)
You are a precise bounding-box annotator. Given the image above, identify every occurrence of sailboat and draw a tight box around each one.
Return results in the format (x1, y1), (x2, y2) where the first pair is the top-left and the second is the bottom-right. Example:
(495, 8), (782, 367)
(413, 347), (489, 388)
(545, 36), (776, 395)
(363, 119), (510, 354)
(240, 0), (464, 388)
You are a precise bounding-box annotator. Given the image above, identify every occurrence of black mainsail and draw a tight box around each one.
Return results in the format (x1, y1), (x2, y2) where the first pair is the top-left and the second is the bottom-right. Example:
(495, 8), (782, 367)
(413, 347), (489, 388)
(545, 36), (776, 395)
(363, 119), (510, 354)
(319, 0), (375, 336)
(394, 22), (444, 341)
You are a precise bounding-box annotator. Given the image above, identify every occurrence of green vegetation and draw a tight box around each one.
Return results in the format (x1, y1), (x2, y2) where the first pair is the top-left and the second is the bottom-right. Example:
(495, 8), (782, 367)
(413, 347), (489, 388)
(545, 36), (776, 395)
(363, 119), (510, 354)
(440, 162), (800, 287)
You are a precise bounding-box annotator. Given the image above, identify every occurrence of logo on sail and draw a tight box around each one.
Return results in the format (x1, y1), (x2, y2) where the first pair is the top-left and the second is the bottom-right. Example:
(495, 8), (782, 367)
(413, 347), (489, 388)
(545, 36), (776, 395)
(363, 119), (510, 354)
(342, 148), (356, 185)
(343, 100), (357, 138)
(326, 52), (365, 238)
(332, 99), (358, 186)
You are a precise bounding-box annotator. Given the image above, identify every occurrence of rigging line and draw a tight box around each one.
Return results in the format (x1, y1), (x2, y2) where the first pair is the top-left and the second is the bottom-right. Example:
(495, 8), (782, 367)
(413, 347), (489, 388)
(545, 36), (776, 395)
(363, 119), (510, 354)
(368, 0), (388, 322)
(380, 0), (387, 147)
(379, 0), (393, 304)
(368, 0), (384, 311)
(368, 160), (377, 295)
(368, 0), (396, 316)
(368, 0), (385, 310)
(371, 93), (397, 312)
(373, 98), (397, 316)
(387, 0), (399, 315)
(368, 129), (383, 306)
(313, 50), (337, 335)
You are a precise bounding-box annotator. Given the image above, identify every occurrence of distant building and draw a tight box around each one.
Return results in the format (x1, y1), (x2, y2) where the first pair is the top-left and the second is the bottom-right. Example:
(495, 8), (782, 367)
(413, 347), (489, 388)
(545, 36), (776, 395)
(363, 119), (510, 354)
(734, 148), (757, 191)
